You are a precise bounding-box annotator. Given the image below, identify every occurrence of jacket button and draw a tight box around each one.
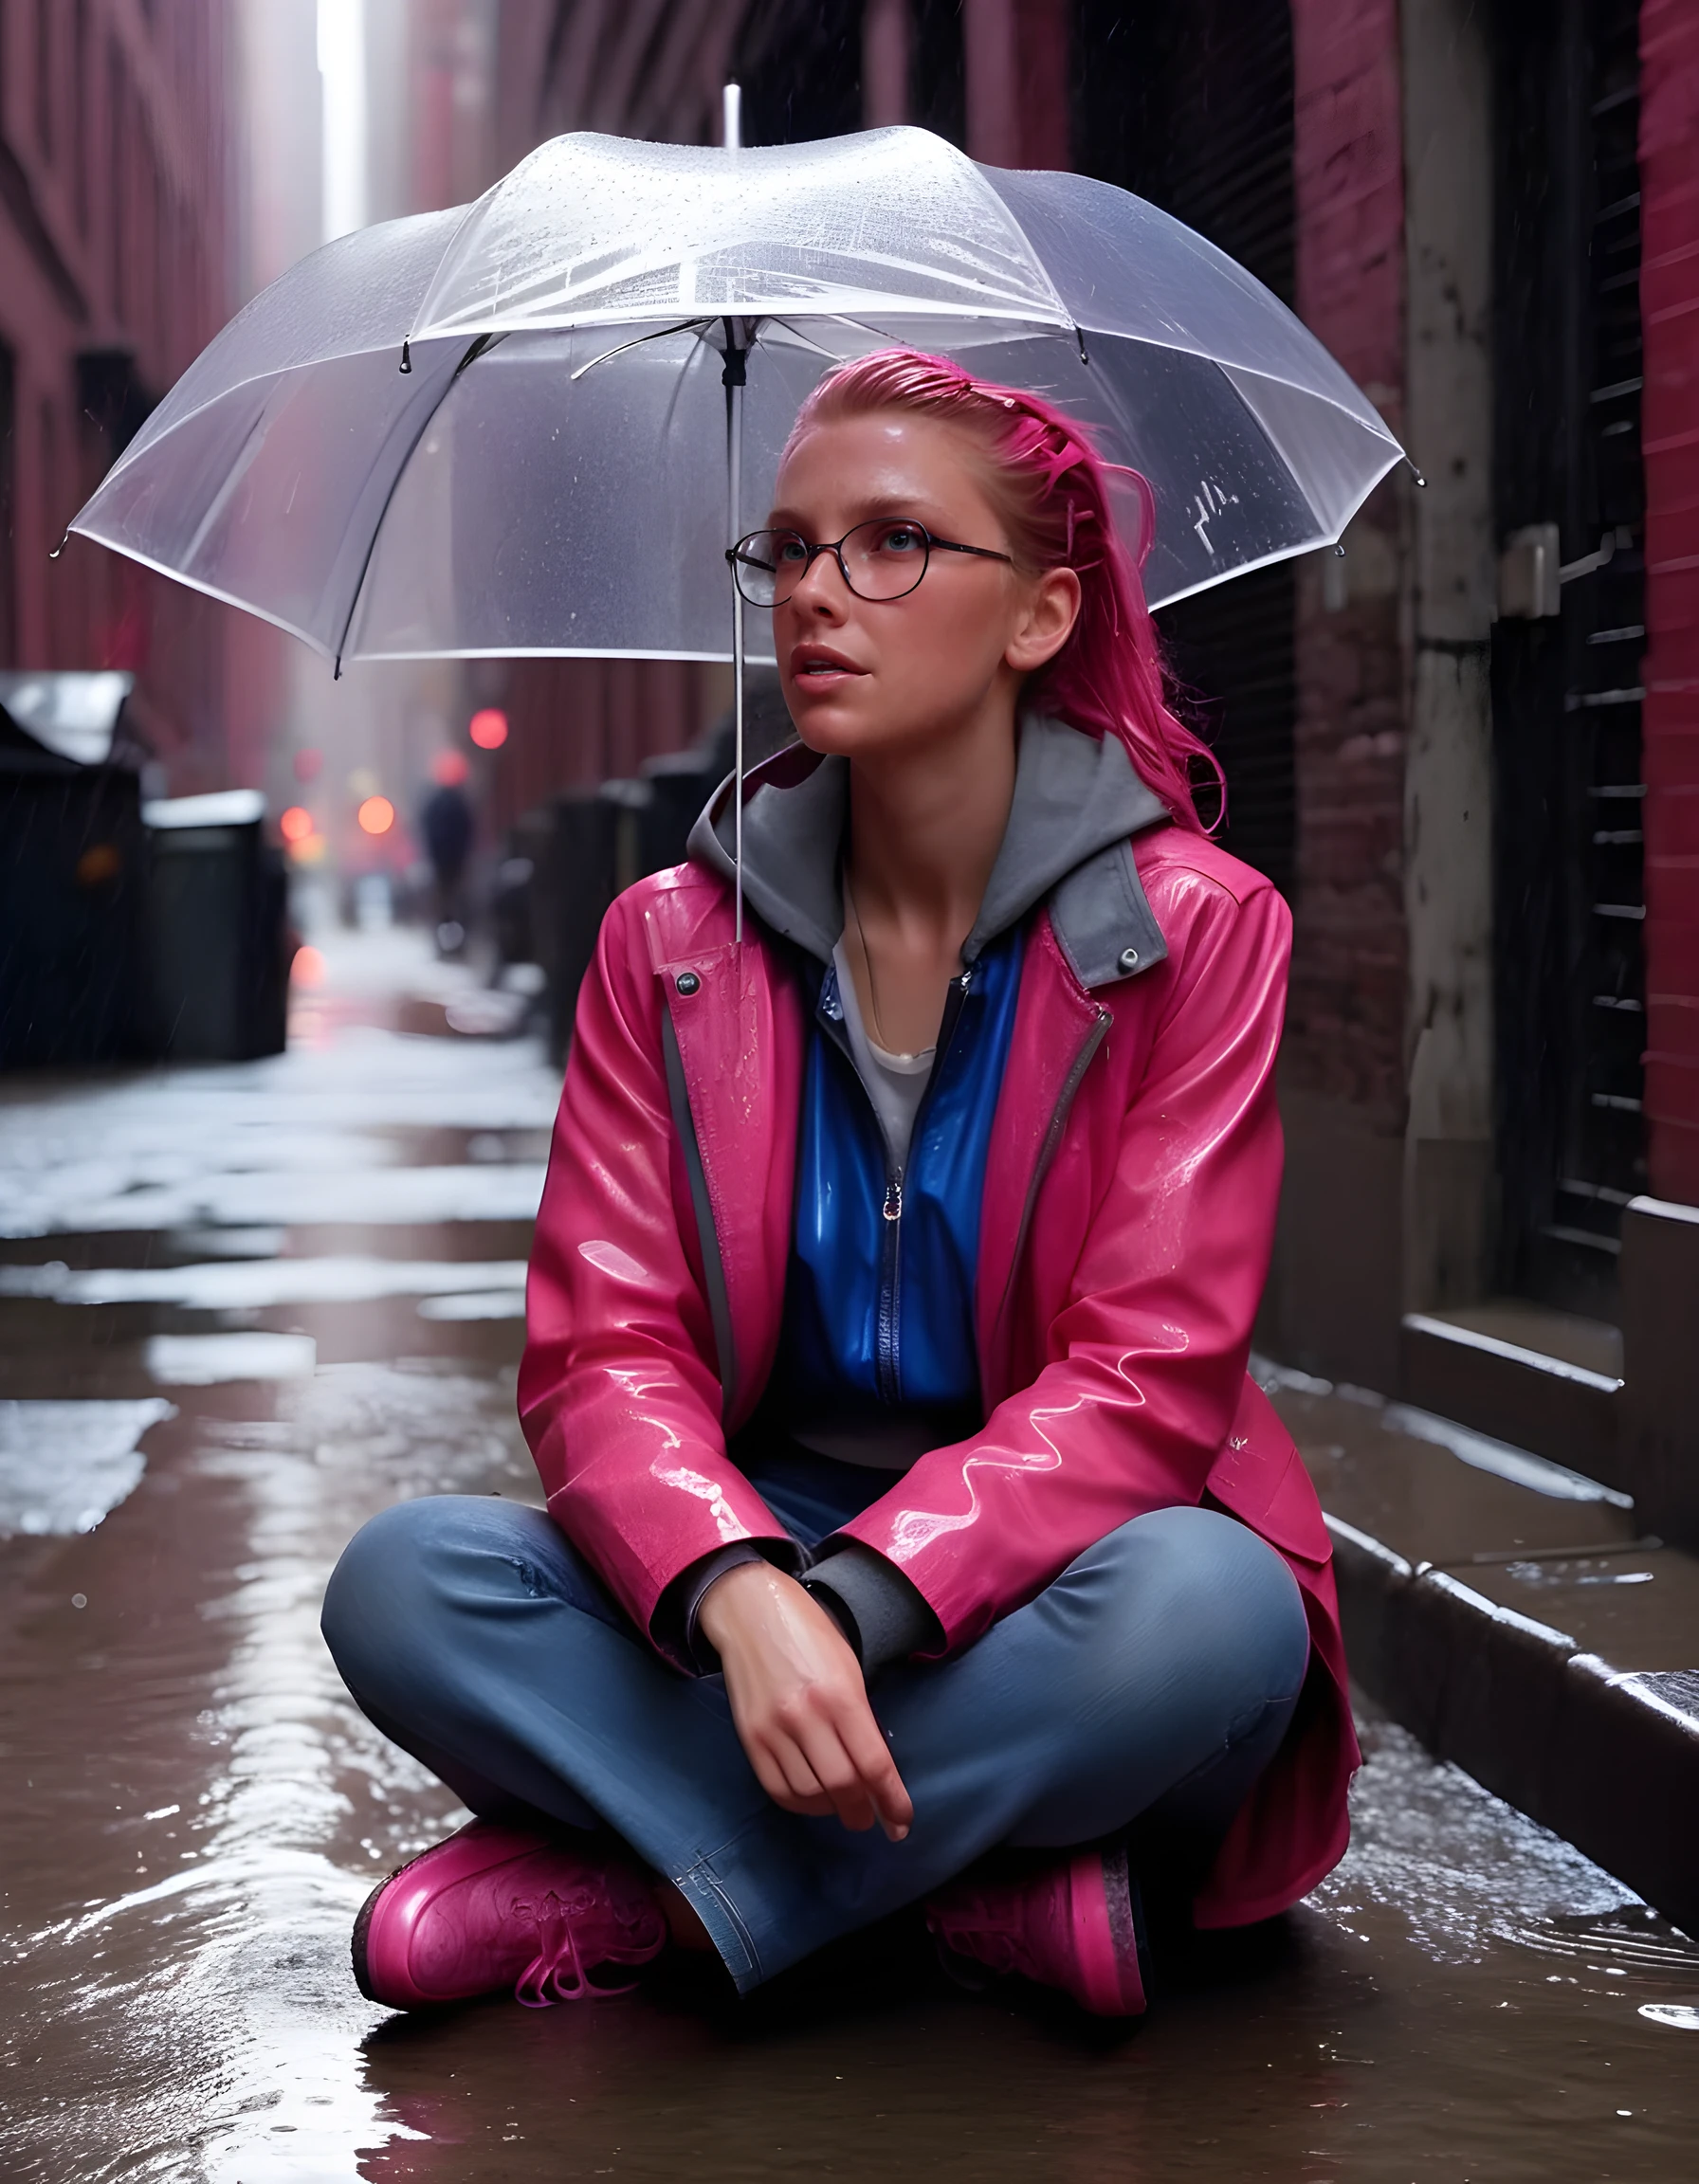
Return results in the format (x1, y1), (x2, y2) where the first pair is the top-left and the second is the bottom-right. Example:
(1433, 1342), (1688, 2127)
(675, 972), (701, 996)
(1117, 945), (1140, 973)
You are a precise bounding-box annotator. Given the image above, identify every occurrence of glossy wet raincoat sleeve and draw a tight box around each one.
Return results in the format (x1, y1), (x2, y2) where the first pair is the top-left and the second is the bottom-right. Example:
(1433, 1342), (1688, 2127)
(517, 892), (786, 1649)
(838, 873), (1294, 1651)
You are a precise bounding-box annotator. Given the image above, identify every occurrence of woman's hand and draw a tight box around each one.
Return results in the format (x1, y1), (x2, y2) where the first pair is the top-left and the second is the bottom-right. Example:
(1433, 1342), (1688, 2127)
(698, 1560), (913, 1840)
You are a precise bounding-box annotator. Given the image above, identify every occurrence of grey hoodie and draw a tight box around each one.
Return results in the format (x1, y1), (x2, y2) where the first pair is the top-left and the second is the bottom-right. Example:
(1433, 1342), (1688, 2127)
(685, 711), (1172, 985)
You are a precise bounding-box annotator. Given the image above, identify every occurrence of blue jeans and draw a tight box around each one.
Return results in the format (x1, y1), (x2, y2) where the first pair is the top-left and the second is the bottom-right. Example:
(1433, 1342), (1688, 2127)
(321, 1453), (1310, 1993)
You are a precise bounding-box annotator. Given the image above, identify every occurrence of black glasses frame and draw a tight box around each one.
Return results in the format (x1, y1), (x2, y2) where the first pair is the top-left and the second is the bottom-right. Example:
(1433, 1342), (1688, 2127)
(725, 519), (1013, 607)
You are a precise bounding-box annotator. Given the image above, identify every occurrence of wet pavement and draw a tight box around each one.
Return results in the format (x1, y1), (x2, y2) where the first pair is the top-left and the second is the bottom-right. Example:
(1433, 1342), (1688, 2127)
(3, 927), (1698, 2182)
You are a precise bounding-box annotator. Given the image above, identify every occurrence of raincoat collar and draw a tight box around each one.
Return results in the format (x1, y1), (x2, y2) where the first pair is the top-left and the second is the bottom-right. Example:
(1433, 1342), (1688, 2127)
(685, 713), (1172, 989)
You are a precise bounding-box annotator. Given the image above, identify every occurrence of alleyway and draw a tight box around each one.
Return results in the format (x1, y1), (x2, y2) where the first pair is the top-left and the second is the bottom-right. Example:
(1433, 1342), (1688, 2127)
(2, 930), (1696, 2183)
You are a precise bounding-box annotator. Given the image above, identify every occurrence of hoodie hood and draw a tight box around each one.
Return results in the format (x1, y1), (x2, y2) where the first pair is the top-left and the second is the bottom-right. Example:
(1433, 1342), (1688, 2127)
(685, 713), (1173, 989)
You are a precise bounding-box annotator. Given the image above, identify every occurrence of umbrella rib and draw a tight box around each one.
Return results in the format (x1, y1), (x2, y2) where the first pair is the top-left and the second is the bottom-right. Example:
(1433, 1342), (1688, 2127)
(764, 317), (864, 361)
(568, 318), (714, 382)
(330, 332), (497, 678)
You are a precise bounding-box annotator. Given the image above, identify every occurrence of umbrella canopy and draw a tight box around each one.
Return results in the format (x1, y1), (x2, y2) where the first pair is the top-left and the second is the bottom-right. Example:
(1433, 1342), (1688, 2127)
(70, 126), (1406, 668)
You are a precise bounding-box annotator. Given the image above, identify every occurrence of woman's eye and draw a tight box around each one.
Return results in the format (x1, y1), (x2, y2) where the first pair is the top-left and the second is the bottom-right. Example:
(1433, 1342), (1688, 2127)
(776, 537), (808, 565)
(879, 525), (923, 555)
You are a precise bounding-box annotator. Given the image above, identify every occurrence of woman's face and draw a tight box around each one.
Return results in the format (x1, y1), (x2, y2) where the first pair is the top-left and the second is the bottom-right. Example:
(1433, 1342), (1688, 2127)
(764, 410), (1078, 760)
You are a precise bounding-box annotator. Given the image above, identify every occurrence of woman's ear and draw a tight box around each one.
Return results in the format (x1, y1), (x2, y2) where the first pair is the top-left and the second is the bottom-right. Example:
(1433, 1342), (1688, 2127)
(1005, 565), (1082, 675)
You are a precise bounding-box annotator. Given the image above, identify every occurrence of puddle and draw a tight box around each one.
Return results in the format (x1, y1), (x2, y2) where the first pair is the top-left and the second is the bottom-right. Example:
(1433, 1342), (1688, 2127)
(147, 1334), (320, 1384)
(3, 951), (1695, 2182)
(1505, 1558), (1656, 1587)
(0, 1397), (174, 1536)
(1252, 1356), (1634, 1507)
(0, 1164), (548, 1239)
(415, 1290), (528, 1320)
(5, 1257), (530, 1310)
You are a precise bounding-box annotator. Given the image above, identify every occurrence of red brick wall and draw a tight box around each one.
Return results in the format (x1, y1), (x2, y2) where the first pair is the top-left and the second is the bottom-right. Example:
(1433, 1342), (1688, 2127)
(487, 658), (720, 832)
(1639, 0), (1699, 1206)
(1285, 0), (1410, 1123)
(967, 0), (1071, 168)
(0, 1), (280, 794)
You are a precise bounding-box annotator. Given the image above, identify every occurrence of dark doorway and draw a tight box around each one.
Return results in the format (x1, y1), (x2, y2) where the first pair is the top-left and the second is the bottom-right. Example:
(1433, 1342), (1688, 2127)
(1491, 0), (1647, 1317)
(735, 0), (966, 149)
(735, 0), (865, 146)
(1072, 0), (1298, 896)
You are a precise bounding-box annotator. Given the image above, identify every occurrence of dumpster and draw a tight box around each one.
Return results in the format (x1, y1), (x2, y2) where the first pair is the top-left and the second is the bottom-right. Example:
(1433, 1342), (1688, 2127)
(0, 672), (150, 1069)
(144, 790), (291, 1061)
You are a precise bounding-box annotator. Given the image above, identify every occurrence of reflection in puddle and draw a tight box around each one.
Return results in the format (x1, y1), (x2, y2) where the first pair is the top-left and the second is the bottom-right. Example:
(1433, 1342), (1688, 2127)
(0, 1165), (547, 1237)
(1, 1366), (534, 2180)
(147, 1333), (320, 1384)
(0, 1397), (174, 1536)
(415, 1289), (528, 1320)
(6, 1256), (530, 1310)
(1504, 1558), (1657, 1587)
(1308, 1715), (1645, 1966)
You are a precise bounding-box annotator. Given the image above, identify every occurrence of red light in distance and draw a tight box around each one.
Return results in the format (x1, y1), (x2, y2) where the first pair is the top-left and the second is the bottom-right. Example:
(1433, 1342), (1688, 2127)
(280, 805), (314, 844)
(357, 795), (395, 836)
(469, 708), (508, 750)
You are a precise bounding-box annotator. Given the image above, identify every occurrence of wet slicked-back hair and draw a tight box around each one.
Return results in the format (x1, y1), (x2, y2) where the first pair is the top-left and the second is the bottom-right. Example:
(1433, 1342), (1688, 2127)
(784, 348), (1221, 830)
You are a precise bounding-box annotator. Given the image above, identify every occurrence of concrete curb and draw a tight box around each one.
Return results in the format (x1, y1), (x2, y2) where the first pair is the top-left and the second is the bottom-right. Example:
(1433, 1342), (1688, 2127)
(1326, 1513), (1699, 1938)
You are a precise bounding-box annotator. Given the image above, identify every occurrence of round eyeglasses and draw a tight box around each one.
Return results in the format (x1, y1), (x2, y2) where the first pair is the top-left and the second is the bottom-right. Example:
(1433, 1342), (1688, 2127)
(725, 519), (1013, 608)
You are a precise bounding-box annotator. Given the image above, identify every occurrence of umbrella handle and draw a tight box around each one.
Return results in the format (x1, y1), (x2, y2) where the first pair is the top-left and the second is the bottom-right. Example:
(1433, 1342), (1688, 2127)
(731, 373), (745, 949)
(723, 84), (745, 947)
(723, 337), (747, 946)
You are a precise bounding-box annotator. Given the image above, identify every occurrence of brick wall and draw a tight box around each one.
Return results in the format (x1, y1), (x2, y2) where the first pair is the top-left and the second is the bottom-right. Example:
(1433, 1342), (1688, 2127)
(1639, 0), (1699, 1206)
(0, 2), (281, 795)
(1286, 0), (1409, 1123)
(487, 658), (723, 832)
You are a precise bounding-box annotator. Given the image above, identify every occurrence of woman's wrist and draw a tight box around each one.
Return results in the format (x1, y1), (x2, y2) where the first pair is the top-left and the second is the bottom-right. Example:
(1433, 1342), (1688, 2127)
(696, 1556), (801, 1656)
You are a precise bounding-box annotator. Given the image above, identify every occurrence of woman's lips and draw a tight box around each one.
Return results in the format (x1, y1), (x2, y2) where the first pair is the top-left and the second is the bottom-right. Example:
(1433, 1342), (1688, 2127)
(790, 646), (865, 681)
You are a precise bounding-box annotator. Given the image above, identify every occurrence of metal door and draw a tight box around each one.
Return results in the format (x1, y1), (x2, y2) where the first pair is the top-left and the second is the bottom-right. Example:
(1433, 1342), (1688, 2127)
(1492, 0), (1647, 1315)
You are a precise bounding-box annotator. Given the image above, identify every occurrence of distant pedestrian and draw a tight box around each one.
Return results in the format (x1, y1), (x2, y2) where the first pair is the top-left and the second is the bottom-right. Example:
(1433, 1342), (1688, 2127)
(420, 750), (474, 956)
(325, 352), (1352, 2023)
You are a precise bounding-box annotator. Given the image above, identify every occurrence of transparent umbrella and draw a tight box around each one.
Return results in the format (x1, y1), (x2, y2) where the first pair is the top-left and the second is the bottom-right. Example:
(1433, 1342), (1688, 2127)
(70, 113), (1409, 926)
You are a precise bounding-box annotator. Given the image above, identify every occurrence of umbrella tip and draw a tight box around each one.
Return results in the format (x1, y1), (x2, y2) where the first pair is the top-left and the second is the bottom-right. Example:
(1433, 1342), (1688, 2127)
(48, 531), (67, 561)
(722, 82), (741, 152)
(399, 338), (412, 376)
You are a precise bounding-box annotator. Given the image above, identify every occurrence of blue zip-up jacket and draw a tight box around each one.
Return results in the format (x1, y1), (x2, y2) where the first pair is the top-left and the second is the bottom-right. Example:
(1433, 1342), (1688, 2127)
(775, 926), (1025, 1455)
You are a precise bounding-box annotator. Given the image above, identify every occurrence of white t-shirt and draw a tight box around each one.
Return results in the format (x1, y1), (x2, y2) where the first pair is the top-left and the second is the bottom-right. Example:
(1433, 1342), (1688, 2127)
(831, 938), (934, 1174)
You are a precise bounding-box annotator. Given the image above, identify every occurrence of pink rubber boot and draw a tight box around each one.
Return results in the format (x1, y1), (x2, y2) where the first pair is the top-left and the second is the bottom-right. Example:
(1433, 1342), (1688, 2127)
(353, 1819), (667, 2010)
(924, 1844), (1149, 2017)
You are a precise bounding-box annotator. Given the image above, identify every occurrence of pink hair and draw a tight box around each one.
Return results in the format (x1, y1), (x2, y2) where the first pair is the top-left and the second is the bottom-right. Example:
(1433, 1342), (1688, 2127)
(784, 348), (1222, 832)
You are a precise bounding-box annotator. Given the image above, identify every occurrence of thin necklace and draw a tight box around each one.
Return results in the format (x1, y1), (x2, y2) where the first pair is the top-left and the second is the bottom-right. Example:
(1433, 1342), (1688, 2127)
(844, 868), (901, 1054)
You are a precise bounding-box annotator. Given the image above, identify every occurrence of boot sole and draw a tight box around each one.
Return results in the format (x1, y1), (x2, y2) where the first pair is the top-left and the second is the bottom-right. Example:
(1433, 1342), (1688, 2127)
(1098, 1844), (1150, 2015)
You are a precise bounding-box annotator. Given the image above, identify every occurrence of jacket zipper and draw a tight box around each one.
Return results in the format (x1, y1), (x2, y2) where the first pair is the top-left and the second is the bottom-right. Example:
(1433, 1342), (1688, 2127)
(871, 965), (974, 1405)
(990, 1005), (1112, 1366)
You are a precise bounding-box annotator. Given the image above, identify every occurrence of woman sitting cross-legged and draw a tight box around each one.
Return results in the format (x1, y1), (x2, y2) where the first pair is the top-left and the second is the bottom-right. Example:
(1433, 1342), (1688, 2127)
(321, 348), (1357, 2019)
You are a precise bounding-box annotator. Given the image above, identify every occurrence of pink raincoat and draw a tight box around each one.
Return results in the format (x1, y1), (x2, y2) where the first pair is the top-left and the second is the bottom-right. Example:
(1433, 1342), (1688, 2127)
(520, 755), (1358, 1929)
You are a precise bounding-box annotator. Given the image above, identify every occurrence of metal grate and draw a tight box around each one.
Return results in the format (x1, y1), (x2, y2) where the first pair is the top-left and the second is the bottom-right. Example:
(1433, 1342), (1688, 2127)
(1491, 0), (1647, 1315)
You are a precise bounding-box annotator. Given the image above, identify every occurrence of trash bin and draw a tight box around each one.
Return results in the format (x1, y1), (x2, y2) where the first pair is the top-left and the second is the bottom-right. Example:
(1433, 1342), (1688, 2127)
(144, 790), (291, 1061)
(638, 747), (724, 873)
(535, 786), (624, 1065)
(0, 672), (150, 1069)
(528, 682), (797, 1065)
